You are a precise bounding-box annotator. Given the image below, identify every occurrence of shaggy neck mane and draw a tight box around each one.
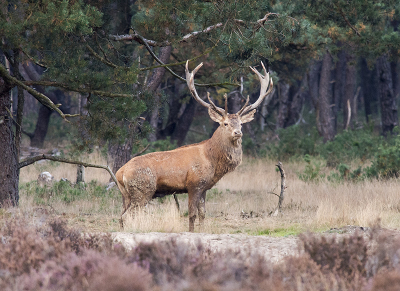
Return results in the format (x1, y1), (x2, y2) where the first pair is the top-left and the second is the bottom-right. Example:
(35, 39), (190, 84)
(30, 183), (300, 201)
(205, 126), (243, 179)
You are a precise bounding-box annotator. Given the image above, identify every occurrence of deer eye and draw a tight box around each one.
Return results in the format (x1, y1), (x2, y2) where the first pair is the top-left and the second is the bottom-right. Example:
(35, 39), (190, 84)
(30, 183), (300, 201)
(224, 123), (228, 126)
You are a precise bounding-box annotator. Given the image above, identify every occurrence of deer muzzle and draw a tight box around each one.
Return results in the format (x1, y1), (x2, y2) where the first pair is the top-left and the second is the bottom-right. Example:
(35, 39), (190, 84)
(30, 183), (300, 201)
(232, 130), (243, 139)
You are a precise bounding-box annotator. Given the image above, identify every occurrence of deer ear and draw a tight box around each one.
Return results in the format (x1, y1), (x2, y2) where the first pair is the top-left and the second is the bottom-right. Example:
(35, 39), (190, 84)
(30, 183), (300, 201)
(240, 109), (256, 124)
(208, 107), (225, 123)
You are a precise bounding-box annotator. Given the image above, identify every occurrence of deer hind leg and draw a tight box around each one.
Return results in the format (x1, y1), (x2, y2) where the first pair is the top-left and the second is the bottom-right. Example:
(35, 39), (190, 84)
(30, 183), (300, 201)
(120, 192), (151, 228)
(121, 173), (156, 228)
(117, 181), (131, 228)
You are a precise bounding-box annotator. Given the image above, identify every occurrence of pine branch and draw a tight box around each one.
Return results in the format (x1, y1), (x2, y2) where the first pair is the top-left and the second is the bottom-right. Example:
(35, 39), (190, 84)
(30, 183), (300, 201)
(85, 43), (120, 69)
(334, 4), (361, 37)
(22, 80), (134, 98)
(137, 33), (239, 87)
(0, 63), (77, 121)
(110, 13), (282, 45)
(139, 46), (215, 72)
(21, 50), (48, 69)
(18, 154), (118, 185)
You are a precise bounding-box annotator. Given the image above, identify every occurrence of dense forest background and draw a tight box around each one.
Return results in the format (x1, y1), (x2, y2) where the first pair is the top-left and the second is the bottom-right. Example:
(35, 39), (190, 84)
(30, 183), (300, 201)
(1, 0), (400, 206)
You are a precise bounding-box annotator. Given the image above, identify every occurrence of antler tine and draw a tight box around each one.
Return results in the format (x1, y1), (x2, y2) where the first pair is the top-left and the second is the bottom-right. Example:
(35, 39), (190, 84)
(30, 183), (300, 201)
(207, 92), (226, 116)
(238, 61), (274, 116)
(236, 95), (250, 116)
(185, 61), (209, 108)
(185, 60), (226, 116)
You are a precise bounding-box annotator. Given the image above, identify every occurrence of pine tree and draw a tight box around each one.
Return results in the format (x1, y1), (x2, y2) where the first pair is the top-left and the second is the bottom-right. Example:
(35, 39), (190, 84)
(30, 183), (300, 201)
(1, 0), (303, 206)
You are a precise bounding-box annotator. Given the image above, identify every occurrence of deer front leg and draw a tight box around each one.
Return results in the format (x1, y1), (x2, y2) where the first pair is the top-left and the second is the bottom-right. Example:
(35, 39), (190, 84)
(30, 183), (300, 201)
(188, 190), (202, 232)
(198, 191), (206, 230)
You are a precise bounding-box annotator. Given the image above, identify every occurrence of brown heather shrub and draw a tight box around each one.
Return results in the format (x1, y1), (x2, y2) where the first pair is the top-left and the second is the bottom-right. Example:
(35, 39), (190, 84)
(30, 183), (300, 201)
(5, 215), (400, 290)
(367, 226), (400, 276)
(369, 270), (400, 291)
(0, 219), (67, 276)
(299, 231), (368, 281)
(19, 250), (152, 291)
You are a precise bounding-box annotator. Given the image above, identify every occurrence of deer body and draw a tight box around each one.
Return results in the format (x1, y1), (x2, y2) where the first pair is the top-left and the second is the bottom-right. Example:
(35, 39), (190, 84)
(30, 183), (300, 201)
(117, 61), (273, 231)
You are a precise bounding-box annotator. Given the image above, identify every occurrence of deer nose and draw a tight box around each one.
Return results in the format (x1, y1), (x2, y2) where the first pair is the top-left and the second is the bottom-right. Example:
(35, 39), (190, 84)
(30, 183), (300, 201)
(233, 130), (242, 137)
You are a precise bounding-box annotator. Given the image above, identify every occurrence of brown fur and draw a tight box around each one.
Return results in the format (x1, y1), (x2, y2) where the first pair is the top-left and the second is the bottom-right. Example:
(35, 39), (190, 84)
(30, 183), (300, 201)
(117, 61), (273, 231)
(117, 114), (249, 231)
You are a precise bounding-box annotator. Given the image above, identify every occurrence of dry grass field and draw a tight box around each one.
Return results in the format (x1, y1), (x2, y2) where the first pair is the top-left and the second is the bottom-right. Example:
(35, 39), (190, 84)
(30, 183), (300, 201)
(16, 149), (400, 235)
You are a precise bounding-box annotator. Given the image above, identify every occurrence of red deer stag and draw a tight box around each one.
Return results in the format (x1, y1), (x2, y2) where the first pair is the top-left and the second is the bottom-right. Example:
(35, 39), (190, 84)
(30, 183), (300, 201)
(116, 61), (273, 231)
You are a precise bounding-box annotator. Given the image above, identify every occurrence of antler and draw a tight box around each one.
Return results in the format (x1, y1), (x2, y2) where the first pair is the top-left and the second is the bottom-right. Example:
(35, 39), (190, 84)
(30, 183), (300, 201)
(237, 62), (274, 116)
(185, 61), (226, 116)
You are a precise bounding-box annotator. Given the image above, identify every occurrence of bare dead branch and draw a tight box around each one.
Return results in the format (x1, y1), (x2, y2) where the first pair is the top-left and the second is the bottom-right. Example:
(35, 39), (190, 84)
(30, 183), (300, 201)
(267, 191), (280, 198)
(109, 32), (171, 47)
(272, 161), (287, 217)
(110, 13), (283, 46)
(181, 23), (224, 42)
(18, 154), (118, 185)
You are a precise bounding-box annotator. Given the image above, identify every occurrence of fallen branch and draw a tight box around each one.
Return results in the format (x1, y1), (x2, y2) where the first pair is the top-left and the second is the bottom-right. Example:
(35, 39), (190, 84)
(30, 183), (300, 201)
(18, 155), (118, 185)
(271, 161), (287, 217)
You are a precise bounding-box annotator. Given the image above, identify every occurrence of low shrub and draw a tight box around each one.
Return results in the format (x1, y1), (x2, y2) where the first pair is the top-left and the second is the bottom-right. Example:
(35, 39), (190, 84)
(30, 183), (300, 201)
(20, 180), (120, 206)
(298, 154), (326, 183)
(2, 216), (400, 290)
(266, 125), (321, 160)
(365, 137), (400, 179)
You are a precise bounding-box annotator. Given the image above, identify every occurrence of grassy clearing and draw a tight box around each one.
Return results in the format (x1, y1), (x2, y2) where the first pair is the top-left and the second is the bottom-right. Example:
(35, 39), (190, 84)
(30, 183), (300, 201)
(17, 151), (400, 234)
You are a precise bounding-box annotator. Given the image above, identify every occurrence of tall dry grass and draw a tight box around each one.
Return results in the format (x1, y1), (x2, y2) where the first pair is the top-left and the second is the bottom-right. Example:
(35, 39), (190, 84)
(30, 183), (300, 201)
(18, 153), (400, 234)
(19, 150), (111, 183)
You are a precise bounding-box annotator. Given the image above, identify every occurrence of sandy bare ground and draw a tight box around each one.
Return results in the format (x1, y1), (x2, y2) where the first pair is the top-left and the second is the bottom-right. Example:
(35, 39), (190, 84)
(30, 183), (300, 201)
(112, 232), (300, 263)
(111, 226), (375, 263)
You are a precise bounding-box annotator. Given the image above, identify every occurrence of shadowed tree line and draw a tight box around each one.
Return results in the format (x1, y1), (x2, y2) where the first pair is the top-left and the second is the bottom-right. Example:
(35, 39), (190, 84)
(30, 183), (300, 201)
(1, 0), (400, 206)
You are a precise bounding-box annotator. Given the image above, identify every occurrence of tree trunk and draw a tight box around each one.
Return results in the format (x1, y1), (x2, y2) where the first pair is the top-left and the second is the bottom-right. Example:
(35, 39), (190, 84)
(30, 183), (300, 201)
(318, 52), (336, 142)
(171, 96), (197, 146)
(109, 46), (171, 172)
(228, 89), (242, 114)
(276, 82), (290, 129)
(334, 50), (346, 130)
(21, 63), (68, 148)
(30, 106), (52, 148)
(108, 139), (134, 175)
(392, 61), (399, 100)
(286, 75), (307, 127)
(147, 46), (172, 142)
(0, 77), (19, 207)
(308, 59), (322, 134)
(359, 58), (378, 122)
(343, 52), (357, 129)
(377, 55), (398, 136)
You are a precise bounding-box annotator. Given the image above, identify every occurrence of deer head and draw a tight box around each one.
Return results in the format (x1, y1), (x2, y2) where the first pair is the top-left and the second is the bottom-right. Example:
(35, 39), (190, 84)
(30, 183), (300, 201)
(185, 61), (274, 144)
